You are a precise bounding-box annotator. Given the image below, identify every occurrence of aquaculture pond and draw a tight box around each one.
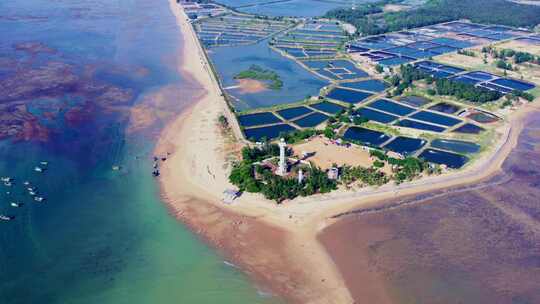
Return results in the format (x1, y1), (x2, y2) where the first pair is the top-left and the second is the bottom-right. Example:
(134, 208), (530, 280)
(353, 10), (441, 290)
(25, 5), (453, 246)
(309, 101), (345, 114)
(396, 119), (446, 133)
(428, 103), (461, 114)
(237, 112), (282, 127)
(398, 95), (431, 107)
(453, 123), (485, 134)
(244, 124), (296, 141)
(276, 106), (312, 120)
(292, 112), (329, 127)
(326, 88), (373, 104)
(236, 0), (354, 17)
(491, 78), (535, 91)
(343, 127), (391, 147)
(340, 79), (388, 93)
(431, 139), (481, 154)
(367, 99), (416, 116)
(209, 40), (327, 111)
(383, 137), (426, 156)
(419, 149), (469, 169)
(356, 108), (398, 124)
(410, 111), (461, 127)
(467, 111), (499, 123)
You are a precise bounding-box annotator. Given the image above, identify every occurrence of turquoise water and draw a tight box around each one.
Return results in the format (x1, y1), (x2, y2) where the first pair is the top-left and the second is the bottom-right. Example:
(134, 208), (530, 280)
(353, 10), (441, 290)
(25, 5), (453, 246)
(0, 0), (282, 303)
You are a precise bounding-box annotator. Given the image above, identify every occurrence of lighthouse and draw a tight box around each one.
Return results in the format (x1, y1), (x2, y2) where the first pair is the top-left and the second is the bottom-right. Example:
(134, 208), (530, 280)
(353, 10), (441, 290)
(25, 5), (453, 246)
(278, 138), (287, 176)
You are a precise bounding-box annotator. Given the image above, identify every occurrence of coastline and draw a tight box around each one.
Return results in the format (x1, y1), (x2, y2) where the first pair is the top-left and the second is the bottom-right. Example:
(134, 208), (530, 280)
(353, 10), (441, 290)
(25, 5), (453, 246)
(157, 0), (539, 302)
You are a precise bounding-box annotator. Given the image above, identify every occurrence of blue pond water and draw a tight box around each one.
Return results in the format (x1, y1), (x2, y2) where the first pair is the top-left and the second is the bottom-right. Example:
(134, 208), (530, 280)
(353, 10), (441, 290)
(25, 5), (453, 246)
(396, 120), (446, 133)
(368, 99), (416, 116)
(491, 78), (535, 91)
(237, 0), (354, 17)
(343, 127), (391, 147)
(326, 88), (373, 104)
(453, 123), (485, 134)
(428, 103), (461, 114)
(463, 71), (497, 81)
(209, 40), (327, 110)
(356, 108), (399, 124)
(431, 139), (481, 154)
(310, 101), (345, 114)
(293, 112), (329, 127)
(340, 79), (388, 92)
(238, 112), (282, 127)
(277, 106), (313, 120)
(383, 137), (426, 156)
(418, 149), (469, 169)
(410, 111), (461, 127)
(398, 95), (431, 107)
(244, 124), (296, 141)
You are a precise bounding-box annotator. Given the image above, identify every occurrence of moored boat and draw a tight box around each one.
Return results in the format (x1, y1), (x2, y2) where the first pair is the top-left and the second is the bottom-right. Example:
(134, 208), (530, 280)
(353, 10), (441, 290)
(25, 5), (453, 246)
(10, 202), (21, 207)
(34, 196), (45, 202)
(34, 166), (44, 172)
(0, 214), (12, 221)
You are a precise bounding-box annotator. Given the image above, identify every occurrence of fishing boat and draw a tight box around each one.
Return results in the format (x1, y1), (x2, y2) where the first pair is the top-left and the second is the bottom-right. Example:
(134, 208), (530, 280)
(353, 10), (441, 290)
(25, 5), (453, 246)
(0, 177), (11, 182)
(29, 191), (36, 196)
(10, 202), (21, 208)
(34, 166), (44, 172)
(23, 181), (30, 186)
(40, 161), (48, 166)
(27, 187), (35, 192)
(4, 181), (12, 187)
(112, 165), (120, 171)
(34, 196), (45, 202)
(0, 215), (12, 221)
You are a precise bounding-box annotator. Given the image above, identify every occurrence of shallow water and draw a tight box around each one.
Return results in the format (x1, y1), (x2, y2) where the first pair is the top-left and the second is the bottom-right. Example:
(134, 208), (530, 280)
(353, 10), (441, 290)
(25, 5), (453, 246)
(0, 1), (282, 303)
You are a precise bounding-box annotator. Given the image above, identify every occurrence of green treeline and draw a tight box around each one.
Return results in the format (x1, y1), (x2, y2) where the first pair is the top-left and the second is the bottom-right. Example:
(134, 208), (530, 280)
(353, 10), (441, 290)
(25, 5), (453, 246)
(325, 0), (540, 36)
(434, 78), (502, 103)
(234, 64), (283, 90)
(229, 144), (336, 203)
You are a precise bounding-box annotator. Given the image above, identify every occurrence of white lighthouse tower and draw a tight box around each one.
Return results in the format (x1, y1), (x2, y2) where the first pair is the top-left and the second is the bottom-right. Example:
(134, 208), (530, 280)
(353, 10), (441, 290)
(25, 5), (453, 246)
(298, 169), (303, 184)
(277, 138), (287, 176)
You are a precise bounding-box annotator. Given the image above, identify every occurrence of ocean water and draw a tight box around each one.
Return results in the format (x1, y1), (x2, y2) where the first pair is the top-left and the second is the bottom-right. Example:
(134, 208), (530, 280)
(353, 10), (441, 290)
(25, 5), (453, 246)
(0, 0), (281, 303)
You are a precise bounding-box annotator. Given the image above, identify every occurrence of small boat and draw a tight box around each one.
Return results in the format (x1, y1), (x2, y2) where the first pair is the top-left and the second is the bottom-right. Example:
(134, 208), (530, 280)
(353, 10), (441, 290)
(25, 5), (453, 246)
(0, 177), (11, 182)
(23, 181), (30, 186)
(34, 196), (45, 202)
(112, 165), (121, 171)
(27, 187), (35, 192)
(4, 182), (12, 187)
(34, 167), (44, 172)
(40, 161), (48, 166)
(29, 191), (36, 196)
(0, 215), (12, 221)
(10, 202), (21, 208)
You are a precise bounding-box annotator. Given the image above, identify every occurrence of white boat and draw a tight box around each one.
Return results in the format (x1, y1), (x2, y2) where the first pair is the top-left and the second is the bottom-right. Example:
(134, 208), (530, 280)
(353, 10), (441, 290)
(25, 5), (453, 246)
(23, 181), (30, 186)
(34, 167), (44, 172)
(29, 191), (36, 196)
(40, 161), (48, 166)
(1, 177), (11, 182)
(34, 196), (45, 202)
(27, 187), (35, 192)
(0, 215), (12, 221)
(10, 202), (21, 208)
(3, 182), (12, 187)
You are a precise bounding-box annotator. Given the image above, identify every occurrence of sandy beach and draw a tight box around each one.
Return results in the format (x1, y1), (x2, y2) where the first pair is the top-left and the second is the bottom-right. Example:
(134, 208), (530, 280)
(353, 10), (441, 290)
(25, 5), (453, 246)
(157, 1), (539, 302)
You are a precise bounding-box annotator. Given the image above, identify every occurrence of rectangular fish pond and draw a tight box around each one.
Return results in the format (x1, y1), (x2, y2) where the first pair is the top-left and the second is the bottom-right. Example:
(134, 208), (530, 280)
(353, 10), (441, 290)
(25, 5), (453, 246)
(418, 148), (469, 169)
(356, 108), (399, 124)
(343, 126), (391, 147)
(410, 111), (461, 127)
(382, 136), (427, 156)
(276, 106), (313, 120)
(395, 119), (446, 133)
(326, 87), (373, 104)
(430, 139), (481, 154)
(237, 112), (282, 127)
(309, 101), (345, 114)
(367, 99), (416, 116)
(292, 112), (329, 127)
(339, 79), (388, 93)
(243, 123), (296, 141)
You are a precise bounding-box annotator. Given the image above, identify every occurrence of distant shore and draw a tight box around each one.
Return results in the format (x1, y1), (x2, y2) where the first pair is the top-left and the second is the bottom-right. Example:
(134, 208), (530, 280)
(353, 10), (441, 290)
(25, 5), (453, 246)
(157, 1), (539, 303)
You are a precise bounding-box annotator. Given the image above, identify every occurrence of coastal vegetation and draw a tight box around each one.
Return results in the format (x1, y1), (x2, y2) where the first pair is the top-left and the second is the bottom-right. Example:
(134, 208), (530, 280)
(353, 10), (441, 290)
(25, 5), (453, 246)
(234, 64), (283, 90)
(229, 144), (336, 203)
(325, 0), (540, 36)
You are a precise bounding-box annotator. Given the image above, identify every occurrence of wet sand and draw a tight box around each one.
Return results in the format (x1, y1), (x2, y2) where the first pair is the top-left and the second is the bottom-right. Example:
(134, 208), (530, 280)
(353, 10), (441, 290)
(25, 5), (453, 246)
(320, 108), (540, 303)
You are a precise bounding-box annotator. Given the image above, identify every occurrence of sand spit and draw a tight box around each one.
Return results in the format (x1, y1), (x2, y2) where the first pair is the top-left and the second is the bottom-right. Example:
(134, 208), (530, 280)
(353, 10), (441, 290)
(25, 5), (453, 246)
(158, 0), (540, 302)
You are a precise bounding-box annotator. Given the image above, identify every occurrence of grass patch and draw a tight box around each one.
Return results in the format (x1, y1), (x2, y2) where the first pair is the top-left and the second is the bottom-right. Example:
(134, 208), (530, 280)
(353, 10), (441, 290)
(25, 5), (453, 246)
(234, 64), (283, 90)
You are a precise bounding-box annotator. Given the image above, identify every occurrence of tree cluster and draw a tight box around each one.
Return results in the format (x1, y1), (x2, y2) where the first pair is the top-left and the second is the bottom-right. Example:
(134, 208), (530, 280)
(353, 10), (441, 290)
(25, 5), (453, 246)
(434, 78), (502, 103)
